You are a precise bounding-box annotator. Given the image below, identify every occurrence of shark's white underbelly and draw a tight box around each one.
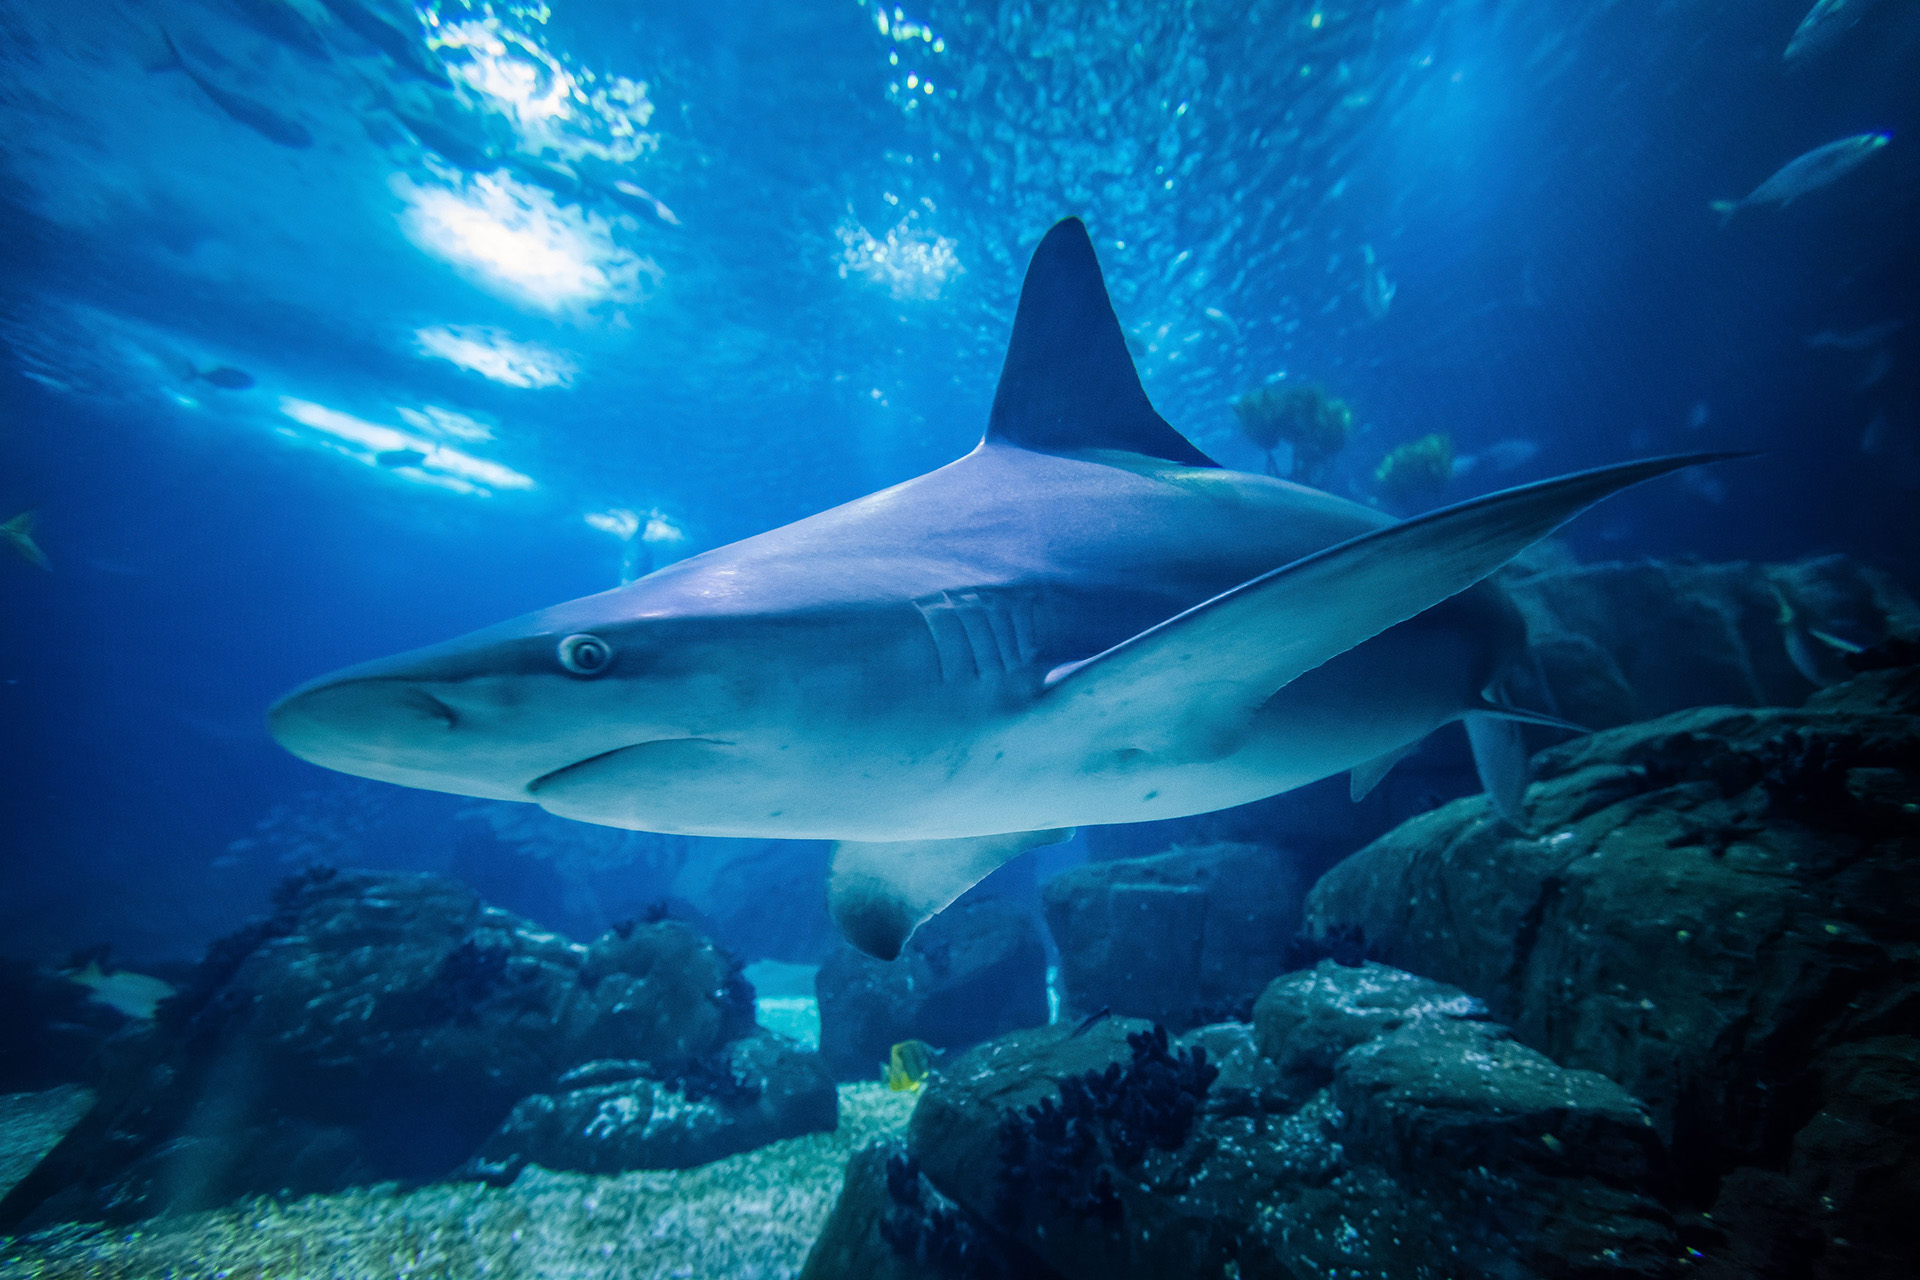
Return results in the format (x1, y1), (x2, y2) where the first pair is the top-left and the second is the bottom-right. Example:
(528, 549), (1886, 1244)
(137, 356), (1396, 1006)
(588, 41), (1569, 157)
(528, 622), (1480, 841)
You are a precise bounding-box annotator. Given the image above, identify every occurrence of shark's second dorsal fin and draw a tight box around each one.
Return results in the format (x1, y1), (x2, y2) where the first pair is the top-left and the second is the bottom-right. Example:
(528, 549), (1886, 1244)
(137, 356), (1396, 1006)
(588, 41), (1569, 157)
(986, 218), (1218, 467)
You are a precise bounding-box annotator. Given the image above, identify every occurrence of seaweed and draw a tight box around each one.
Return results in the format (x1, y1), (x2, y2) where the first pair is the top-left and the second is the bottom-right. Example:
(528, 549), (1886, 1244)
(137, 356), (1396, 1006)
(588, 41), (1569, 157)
(427, 939), (511, 1023)
(995, 1023), (1218, 1227)
(883, 1149), (1010, 1279)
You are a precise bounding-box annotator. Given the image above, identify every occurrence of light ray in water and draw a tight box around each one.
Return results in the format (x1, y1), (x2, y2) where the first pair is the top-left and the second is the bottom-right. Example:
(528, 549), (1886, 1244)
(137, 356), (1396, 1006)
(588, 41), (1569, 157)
(278, 396), (535, 493)
(413, 325), (577, 388)
(393, 170), (658, 311)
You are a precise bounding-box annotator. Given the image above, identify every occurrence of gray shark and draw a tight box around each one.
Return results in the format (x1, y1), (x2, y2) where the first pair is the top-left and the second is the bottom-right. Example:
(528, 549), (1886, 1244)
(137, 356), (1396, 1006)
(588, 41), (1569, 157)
(270, 218), (1734, 958)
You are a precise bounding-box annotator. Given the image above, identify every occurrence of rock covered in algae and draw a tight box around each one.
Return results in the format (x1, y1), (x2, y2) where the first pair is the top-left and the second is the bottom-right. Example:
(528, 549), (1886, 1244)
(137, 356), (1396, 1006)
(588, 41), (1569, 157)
(0, 870), (834, 1230)
(1498, 549), (1920, 732)
(1301, 659), (1920, 1278)
(470, 1029), (836, 1175)
(807, 965), (1676, 1280)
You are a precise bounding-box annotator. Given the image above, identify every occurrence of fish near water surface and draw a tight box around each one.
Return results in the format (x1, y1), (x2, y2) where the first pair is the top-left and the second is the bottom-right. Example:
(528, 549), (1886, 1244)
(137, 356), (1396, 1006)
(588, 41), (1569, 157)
(158, 30), (313, 149)
(1711, 132), (1891, 226)
(270, 218), (1737, 960)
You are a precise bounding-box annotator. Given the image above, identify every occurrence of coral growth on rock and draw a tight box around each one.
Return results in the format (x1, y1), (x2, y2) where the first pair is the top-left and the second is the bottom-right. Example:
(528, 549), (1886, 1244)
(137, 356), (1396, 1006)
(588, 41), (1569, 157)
(1230, 381), (1353, 482)
(994, 1024), (1218, 1227)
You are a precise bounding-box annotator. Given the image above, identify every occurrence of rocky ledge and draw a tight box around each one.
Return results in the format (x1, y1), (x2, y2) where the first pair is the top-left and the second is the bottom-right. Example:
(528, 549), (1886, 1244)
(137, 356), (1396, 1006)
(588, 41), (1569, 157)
(805, 654), (1920, 1280)
(0, 870), (835, 1230)
(806, 962), (1679, 1280)
(1300, 659), (1920, 1277)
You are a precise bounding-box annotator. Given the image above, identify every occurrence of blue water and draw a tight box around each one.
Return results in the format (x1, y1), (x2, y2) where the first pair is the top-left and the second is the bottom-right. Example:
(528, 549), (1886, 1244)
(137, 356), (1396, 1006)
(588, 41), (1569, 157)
(1, 0), (1916, 959)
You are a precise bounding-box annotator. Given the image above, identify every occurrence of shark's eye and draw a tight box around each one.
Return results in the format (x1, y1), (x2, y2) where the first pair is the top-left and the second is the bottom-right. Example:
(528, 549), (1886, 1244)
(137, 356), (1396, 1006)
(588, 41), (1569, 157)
(557, 633), (613, 676)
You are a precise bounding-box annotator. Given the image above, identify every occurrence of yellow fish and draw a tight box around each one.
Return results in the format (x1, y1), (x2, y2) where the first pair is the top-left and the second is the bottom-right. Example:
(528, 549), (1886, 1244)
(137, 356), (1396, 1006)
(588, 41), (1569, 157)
(884, 1039), (936, 1092)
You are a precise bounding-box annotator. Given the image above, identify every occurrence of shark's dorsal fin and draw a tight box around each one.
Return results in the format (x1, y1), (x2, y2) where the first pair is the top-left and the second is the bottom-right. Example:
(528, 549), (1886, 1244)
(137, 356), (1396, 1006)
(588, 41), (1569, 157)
(986, 218), (1218, 467)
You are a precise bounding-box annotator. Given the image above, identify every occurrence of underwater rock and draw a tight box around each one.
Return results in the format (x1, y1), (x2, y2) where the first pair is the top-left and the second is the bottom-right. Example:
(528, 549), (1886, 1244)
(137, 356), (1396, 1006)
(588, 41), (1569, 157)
(816, 897), (1048, 1083)
(1301, 661), (1920, 1276)
(0, 958), (130, 1093)
(0, 870), (832, 1228)
(469, 1029), (835, 1174)
(1084, 551), (1917, 881)
(1042, 842), (1302, 1030)
(799, 1140), (1046, 1280)
(1500, 551), (1919, 731)
(0, 1085), (93, 1202)
(880, 963), (1675, 1280)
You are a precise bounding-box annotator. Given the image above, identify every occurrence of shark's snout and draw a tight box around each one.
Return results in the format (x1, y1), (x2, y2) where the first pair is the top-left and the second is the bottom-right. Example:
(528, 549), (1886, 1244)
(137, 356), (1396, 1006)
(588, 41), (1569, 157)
(268, 678), (459, 771)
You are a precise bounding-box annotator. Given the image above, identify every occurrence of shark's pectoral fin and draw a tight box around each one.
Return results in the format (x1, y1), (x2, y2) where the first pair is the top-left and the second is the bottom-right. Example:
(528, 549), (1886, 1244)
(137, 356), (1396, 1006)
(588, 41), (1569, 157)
(829, 828), (1074, 960)
(1466, 713), (1533, 831)
(1039, 453), (1743, 755)
(1350, 740), (1421, 802)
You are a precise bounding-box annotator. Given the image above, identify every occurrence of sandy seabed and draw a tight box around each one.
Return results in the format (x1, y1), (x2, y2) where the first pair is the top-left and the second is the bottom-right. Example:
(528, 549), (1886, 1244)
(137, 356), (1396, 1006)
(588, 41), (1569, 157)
(0, 1083), (912, 1280)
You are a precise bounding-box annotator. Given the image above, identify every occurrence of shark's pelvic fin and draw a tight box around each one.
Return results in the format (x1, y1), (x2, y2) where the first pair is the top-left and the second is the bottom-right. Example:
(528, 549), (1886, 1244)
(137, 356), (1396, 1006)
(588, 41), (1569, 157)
(829, 828), (1074, 960)
(1350, 739), (1421, 802)
(1470, 697), (1589, 735)
(1466, 713), (1533, 830)
(1041, 453), (1745, 756)
(986, 218), (1217, 467)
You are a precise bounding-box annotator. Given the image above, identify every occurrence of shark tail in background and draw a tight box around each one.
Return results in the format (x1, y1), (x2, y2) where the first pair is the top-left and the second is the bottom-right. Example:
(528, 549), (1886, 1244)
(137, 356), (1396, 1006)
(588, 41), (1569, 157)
(1710, 199), (1741, 229)
(3, 510), (51, 571)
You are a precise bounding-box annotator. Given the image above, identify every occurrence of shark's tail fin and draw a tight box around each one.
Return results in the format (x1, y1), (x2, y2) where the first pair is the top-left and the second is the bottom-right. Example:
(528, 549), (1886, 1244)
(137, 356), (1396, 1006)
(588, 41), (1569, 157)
(1710, 199), (1740, 229)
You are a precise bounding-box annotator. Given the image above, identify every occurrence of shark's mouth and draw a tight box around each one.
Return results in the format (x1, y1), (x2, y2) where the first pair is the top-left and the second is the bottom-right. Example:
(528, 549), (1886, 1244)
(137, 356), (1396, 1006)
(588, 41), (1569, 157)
(526, 736), (730, 798)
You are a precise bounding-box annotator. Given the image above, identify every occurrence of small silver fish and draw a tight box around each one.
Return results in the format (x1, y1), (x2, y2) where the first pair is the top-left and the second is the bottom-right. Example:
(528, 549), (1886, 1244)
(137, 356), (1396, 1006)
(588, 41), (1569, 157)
(1711, 132), (1890, 226)
(1360, 243), (1395, 320)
